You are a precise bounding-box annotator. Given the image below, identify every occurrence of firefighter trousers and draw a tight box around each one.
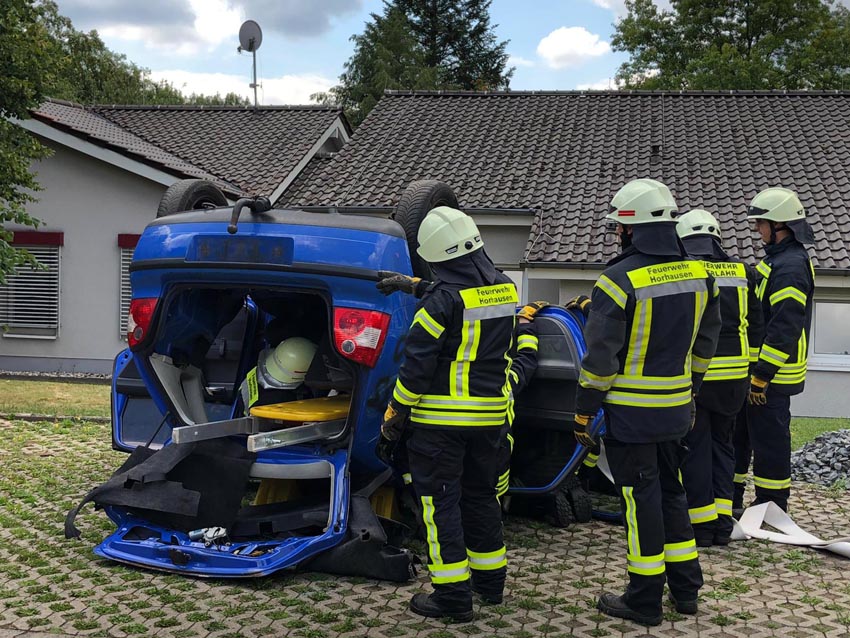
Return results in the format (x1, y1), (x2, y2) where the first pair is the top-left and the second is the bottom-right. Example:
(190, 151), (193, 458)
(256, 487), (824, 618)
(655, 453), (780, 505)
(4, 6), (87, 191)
(732, 407), (751, 510)
(406, 426), (506, 610)
(682, 406), (736, 539)
(606, 438), (703, 617)
(496, 423), (512, 501)
(748, 392), (792, 511)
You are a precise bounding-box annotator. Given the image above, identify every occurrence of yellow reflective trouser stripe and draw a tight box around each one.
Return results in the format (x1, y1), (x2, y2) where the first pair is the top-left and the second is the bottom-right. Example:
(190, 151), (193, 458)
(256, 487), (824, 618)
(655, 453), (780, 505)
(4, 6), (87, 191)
(688, 503), (718, 524)
(427, 559), (470, 584)
(604, 389), (692, 407)
(412, 308), (445, 339)
(422, 496), (441, 564)
(467, 546), (507, 571)
(517, 334), (538, 351)
(597, 275), (628, 310)
(691, 354), (711, 375)
(664, 540), (698, 563)
(715, 498), (733, 516)
(733, 473), (748, 484)
(760, 344), (790, 366)
(392, 379), (421, 406)
(770, 286), (807, 306)
(754, 475), (791, 490)
(623, 487), (640, 556)
(579, 368), (617, 391)
(583, 452), (599, 468)
(627, 552), (666, 576)
(625, 298), (652, 376)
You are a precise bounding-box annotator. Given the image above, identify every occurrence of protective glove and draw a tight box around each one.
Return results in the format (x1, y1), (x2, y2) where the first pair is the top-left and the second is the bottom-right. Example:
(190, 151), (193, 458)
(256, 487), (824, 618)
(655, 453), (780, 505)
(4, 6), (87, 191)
(565, 295), (592, 318)
(376, 271), (426, 297)
(380, 401), (408, 441)
(517, 300), (549, 322)
(748, 376), (769, 406)
(574, 412), (596, 447)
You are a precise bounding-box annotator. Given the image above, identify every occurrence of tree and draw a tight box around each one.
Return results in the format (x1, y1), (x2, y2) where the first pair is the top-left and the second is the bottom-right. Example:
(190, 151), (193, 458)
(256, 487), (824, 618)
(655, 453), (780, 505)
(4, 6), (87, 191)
(315, 0), (513, 126)
(612, 0), (850, 90)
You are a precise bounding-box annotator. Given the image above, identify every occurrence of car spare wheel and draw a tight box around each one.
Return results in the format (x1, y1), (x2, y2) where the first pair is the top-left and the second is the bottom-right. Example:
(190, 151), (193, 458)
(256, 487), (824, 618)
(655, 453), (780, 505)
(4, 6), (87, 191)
(156, 179), (228, 218)
(392, 180), (459, 278)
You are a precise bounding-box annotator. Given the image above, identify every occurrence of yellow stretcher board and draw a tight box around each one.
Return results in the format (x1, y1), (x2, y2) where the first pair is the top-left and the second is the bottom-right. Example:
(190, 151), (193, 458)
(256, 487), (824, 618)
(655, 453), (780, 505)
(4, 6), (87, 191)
(249, 395), (351, 423)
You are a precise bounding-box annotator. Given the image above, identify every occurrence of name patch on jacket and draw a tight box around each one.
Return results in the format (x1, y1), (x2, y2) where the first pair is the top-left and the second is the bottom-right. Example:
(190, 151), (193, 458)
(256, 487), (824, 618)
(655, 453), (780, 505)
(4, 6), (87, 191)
(628, 261), (707, 288)
(703, 261), (747, 288)
(460, 284), (519, 308)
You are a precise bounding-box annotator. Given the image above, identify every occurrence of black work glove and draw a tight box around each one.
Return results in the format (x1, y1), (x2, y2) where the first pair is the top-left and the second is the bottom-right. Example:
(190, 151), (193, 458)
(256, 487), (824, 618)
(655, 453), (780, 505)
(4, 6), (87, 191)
(573, 412), (596, 447)
(376, 271), (428, 297)
(565, 295), (592, 318)
(380, 401), (409, 441)
(517, 300), (549, 322)
(748, 376), (769, 406)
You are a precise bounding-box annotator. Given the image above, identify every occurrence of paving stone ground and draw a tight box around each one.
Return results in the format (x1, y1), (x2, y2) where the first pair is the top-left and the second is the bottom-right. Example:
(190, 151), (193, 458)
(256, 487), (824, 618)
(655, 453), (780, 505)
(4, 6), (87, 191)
(2, 418), (850, 638)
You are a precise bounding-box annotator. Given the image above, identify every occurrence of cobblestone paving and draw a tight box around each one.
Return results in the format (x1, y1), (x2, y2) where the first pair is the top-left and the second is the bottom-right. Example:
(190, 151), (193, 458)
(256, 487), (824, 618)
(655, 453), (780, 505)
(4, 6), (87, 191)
(2, 419), (850, 638)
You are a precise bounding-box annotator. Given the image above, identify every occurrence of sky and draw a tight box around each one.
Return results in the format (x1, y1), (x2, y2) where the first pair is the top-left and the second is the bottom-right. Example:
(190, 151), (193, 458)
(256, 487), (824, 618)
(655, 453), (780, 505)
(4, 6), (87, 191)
(51, 0), (657, 104)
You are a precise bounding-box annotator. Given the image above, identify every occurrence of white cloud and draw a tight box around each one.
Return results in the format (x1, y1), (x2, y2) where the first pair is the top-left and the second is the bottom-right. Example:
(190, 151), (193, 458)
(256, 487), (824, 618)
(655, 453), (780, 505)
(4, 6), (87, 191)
(591, 0), (672, 16)
(149, 69), (334, 105)
(508, 55), (535, 68)
(576, 77), (621, 90)
(536, 27), (611, 70)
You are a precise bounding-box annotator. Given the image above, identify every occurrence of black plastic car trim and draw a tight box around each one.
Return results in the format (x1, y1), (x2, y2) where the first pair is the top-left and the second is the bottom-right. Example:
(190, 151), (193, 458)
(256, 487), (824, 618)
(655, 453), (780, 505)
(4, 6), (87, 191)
(129, 259), (381, 280)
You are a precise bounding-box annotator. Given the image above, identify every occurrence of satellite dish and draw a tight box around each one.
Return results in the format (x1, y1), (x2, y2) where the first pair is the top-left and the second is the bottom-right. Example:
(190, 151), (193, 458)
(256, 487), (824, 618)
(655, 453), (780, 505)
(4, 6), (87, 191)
(239, 20), (262, 52)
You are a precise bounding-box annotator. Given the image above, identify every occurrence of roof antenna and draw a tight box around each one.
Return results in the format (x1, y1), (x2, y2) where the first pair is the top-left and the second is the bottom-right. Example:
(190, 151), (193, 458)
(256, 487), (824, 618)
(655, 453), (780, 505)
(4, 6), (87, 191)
(238, 20), (263, 109)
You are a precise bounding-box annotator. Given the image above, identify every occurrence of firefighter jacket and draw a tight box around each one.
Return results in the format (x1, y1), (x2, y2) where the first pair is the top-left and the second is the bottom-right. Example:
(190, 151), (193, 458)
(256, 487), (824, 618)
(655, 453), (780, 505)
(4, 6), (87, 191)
(391, 273), (518, 429)
(752, 237), (814, 395)
(505, 322), (539, 426)
(575, 247), (722, 443)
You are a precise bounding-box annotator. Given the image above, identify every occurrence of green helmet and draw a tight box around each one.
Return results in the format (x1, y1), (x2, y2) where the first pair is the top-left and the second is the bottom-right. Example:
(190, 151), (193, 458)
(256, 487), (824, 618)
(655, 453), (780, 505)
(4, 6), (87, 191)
(747, 187), (805, 223)
(606, 178), (677, 225)
(416, 206), (483, 263)
(257, 337), (317, 389)
(676, 209), (721, 240)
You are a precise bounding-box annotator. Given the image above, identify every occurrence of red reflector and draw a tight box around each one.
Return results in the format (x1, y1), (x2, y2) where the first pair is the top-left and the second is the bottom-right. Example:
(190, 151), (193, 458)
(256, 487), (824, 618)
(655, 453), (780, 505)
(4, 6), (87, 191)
(127, 298), (158, 349)
(333, 307), (390, 368)
(618, 210), (635, 216)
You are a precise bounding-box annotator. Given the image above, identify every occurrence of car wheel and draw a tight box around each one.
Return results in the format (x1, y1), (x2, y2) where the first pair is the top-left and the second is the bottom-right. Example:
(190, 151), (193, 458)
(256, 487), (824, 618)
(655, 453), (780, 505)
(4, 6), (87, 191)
(551, 490), (576, 528)
(156, 179), (228, 218)
(391, 180), (459, 278)
(568, 485), (593, 523)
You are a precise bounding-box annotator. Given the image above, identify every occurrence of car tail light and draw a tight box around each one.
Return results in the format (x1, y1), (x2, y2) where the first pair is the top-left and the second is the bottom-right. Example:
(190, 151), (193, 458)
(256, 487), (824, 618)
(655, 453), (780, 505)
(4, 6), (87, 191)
(127, 298), (158, 349)
(333, 307), (390, 367)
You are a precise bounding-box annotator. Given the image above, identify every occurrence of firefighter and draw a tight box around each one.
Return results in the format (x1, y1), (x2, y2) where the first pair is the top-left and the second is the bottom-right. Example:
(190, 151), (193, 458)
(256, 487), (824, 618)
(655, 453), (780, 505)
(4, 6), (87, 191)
(573, 179), (721, 626)
(741, 187), (815, 512)
(238, 336), (317, 414)
(676, 209), (763, 546)
(379, 206), (517, 622)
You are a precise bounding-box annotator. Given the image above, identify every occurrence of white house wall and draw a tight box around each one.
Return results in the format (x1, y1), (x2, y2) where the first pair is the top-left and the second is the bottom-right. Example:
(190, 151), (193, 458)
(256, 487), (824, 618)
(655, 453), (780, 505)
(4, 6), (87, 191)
(0, 139), (164, 373)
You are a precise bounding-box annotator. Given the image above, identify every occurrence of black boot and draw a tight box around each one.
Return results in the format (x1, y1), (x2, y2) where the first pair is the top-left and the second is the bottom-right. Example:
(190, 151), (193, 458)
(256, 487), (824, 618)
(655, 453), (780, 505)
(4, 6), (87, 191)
(471, 582), (503, 605)
(668, 592), (698, 615)
(409, 593), (473, 622)
(692, 523), (714, 548)
(597, 592), (662, 626)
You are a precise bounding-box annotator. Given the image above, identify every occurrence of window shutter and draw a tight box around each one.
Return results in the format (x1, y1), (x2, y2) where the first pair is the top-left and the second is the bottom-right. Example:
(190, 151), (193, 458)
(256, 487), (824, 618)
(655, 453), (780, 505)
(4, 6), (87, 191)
(0, 246), (61, 337)
(119, 247), (134, 339)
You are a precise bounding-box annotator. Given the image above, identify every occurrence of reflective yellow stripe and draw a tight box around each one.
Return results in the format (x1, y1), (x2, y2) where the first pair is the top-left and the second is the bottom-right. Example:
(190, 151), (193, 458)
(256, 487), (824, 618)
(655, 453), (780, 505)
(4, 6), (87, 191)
(393, 379), (421, 406)
(410, 410), (507, 427)
(597, 275), (627, 309)
(412, 308), (445, 339)
(604, 389), (692, 407)
(626, 298), (652, 376)
(508, 369), (519, 385)
(737, 284), (749, 363)
(611, 373), (691, 390)
(496, 470), (510, 498)
(417, 395), (509, 411)
(583, 452), (599, 468)
(688, 503), (718, 524)
(715, 498), (733, 516)
(733, 473), (748, 484)
(402, 472), (412, 485)
(467, 546), (507, 571)
(627, 552), (666, 576)
(691, 354), (711, 375)
(770, 286), (807, 307)
(422, 496), (441, 564)
(664, 540), (698, 563)
(623, 487), (640, 556)
(756, 261), (772, 278)
(749, 347), (760, 363)
(428, 559), (470, 584)
(759, 344), (790, 366)
(753, 475), (791, 490)
(579, 368), (617, 391)
(704, 367), (748, 381)
(517, 334), (538, 351)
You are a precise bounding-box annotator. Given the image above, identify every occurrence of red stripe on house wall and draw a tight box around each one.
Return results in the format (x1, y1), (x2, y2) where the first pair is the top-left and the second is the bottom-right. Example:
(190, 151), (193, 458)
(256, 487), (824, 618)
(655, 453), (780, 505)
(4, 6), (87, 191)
(117, 234), (141, 249)
(11, 231), (64, 246)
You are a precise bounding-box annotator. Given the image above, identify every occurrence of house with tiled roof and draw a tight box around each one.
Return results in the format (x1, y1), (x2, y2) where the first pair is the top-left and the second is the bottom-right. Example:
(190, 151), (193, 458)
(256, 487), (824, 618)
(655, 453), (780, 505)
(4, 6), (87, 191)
(1, 99), (350, 374)
(281, 90), (850, 417)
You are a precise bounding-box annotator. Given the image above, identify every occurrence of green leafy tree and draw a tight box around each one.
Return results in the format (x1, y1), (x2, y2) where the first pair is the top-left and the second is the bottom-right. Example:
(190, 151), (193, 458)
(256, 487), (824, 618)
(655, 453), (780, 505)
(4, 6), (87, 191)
(613, 0), (850, 90)
(316, 0), (513, 126)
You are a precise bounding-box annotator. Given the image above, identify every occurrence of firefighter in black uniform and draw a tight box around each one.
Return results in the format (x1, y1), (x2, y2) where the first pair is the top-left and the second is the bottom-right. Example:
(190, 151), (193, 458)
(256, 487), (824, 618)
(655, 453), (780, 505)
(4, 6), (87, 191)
(573, 179), (721, 626)
(740, 187), (815, 512)
(676, 209), (763, 547)
(379, 206), (517, 622)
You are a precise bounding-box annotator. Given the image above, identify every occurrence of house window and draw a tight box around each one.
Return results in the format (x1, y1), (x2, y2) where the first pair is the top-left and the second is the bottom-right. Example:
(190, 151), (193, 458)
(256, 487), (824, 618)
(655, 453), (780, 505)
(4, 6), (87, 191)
(0, 232), (63, 339)
(813, 301), (850, 356)
(118, 235), (140, 339)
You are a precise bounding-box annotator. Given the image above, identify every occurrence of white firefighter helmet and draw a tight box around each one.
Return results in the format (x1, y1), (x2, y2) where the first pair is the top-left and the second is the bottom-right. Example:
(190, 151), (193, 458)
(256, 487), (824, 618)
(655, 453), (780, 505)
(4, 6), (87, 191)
(257, 336), (317, 389)
(416, 206), (483, 263)
(676, 209), (722, 240)
(606, 178), (678, 225)
(747, 187), (805, 223)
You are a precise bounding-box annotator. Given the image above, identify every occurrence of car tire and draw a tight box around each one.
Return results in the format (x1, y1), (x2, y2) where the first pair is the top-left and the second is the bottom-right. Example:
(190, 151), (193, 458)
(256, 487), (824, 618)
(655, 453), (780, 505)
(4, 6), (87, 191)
(392, 180), (459, 278)
(551, 490), (576, 528)
(156, 179), (228, 218)
(568, 485), (593, 523)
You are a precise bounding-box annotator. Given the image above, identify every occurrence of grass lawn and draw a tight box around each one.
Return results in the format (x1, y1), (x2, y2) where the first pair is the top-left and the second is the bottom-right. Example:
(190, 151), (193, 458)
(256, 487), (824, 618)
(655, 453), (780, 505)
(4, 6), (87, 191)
(791, 416), (850, 450)
(0, 379), (110, 418)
